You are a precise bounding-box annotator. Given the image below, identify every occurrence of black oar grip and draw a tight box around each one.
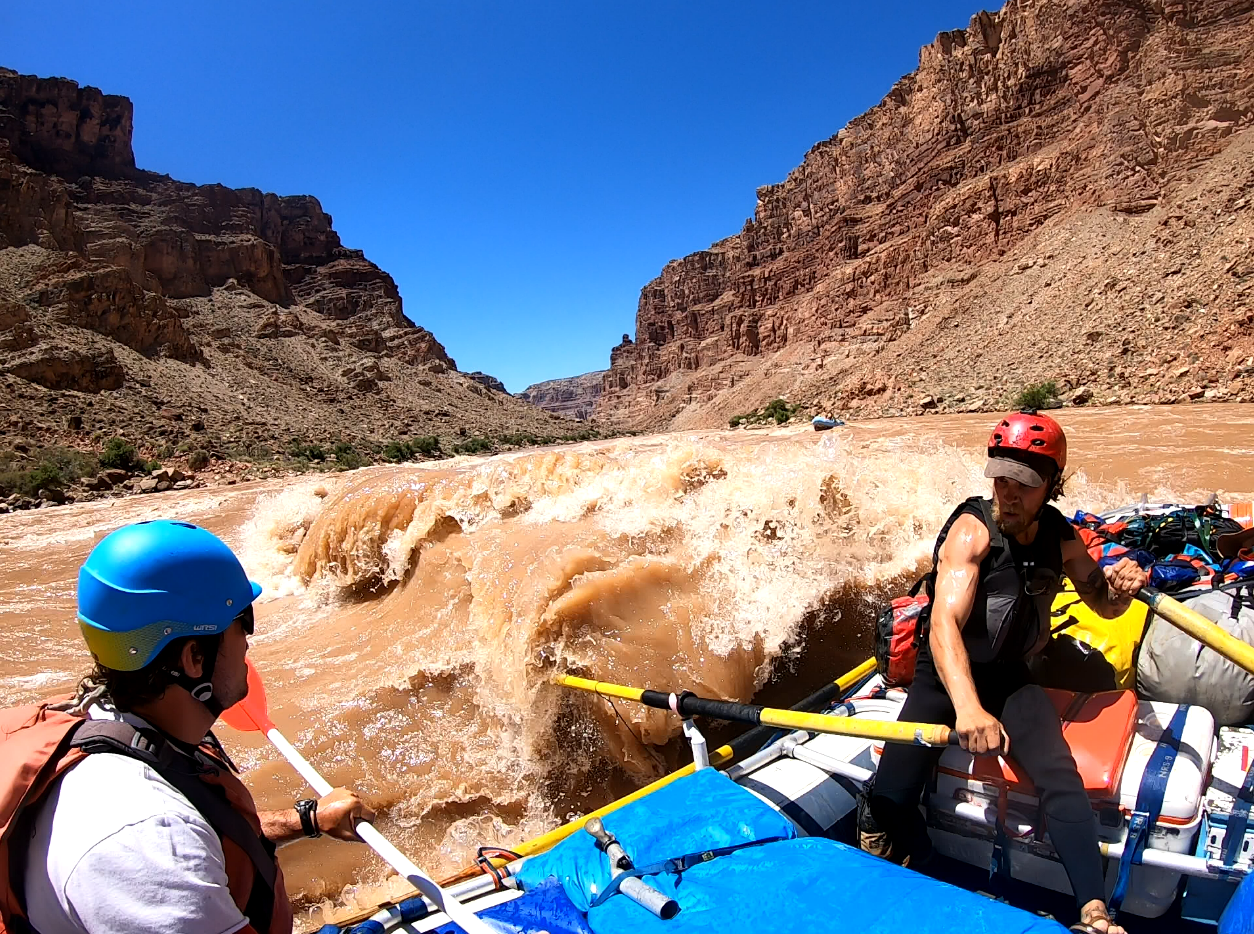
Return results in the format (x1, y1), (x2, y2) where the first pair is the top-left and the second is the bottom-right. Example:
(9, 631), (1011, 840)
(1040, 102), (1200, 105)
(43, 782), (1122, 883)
(639, 689), (763, 725)
(639, 689), (672, 710)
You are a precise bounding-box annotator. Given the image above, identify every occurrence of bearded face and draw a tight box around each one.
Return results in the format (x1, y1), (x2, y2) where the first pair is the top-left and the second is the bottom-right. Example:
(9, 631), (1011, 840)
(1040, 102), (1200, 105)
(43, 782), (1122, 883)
(992, 476), (1051, 539)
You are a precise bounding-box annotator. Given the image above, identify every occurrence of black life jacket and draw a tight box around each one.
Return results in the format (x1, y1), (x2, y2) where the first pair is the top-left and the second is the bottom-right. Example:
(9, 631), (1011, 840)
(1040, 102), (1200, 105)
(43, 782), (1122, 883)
(929, 496), (1066, 664)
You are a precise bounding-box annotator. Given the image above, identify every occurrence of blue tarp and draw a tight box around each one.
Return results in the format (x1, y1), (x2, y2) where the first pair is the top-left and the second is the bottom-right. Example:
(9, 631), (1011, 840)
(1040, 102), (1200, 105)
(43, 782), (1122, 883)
(1220, 871), (1254, 934)
(427, 879), (594, 934)
(515, 768), (795, 911)
(518, 769), (1066, 934)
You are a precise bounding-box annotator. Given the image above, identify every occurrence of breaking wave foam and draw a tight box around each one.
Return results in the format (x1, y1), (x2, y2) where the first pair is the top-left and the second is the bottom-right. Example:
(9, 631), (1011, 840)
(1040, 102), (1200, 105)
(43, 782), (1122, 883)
(228, 428), (1122, 925)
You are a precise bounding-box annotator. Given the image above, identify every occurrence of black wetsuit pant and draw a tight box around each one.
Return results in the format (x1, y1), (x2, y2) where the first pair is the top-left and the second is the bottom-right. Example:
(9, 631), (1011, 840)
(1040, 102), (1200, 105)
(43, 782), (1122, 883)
(869, 646), (1106, 909)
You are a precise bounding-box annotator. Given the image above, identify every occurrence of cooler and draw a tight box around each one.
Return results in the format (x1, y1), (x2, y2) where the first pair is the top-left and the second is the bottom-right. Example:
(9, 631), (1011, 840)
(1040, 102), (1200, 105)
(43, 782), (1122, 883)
(1202, 726), (1254, 871)
(928, 692), (1214, 917)
(1184, 727), (1254, 924)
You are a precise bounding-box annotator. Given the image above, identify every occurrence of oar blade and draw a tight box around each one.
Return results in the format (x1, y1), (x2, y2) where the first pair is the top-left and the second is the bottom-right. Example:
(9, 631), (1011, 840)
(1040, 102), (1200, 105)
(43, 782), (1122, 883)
(221, 657), (273, 733)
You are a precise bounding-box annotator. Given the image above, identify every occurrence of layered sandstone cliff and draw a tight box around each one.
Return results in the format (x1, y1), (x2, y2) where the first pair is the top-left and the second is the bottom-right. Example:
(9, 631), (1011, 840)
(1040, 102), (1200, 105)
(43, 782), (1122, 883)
(596, 0), (1254, 428)
(519, 369), (606, 421)
(0, 68), (574, 458)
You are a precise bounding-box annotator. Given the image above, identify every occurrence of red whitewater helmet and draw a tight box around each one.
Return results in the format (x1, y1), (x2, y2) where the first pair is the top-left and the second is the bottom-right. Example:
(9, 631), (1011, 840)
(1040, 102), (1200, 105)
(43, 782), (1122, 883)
(985, 410), (1067, 491)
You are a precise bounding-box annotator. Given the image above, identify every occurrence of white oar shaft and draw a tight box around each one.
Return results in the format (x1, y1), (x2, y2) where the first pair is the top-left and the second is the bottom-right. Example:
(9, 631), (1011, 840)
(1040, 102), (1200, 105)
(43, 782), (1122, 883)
(262, 726), (496, 934)
(265, 727), (330, 794)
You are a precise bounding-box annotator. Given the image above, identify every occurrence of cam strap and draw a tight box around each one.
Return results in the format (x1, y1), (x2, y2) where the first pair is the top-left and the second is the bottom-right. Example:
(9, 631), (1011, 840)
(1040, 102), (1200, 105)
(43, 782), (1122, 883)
(588, 836), (789, 909)
(1108, 705), (1189, 915)
(69, 721), (277, 926)
(988, 785), (1013, 881)
(1222, 753), (1254, 868)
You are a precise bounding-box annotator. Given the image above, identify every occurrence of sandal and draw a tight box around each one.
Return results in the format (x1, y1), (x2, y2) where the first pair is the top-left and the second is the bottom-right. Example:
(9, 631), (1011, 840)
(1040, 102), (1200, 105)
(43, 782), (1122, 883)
(1070, 908), (1124, 934)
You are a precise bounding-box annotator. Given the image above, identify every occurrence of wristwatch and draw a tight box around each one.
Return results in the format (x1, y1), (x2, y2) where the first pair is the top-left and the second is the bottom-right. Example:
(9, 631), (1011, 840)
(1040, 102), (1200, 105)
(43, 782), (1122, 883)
(294, 798), (322, 838)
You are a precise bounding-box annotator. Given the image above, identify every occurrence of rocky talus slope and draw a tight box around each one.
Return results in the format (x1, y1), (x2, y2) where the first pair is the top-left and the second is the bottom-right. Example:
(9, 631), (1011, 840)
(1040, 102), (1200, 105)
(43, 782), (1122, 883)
(519, 369), (606, 420)
(0, 68), (576, 483)
(588, 0), (1254, 429)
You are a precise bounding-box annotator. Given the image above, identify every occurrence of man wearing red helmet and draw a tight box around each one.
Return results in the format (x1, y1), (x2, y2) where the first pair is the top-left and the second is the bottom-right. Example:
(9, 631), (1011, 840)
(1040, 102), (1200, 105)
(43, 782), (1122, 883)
(869, 411), (1149, 934)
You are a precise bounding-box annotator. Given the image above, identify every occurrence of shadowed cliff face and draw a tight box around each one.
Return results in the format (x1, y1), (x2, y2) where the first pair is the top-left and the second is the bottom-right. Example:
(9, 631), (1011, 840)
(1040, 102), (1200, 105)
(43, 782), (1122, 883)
(0, 68), (576, 458)
(519, 370), (607, 420)
(597, 0), (1254, 429)
(0, 69), (135, 179)
(0, 67), (455, 382)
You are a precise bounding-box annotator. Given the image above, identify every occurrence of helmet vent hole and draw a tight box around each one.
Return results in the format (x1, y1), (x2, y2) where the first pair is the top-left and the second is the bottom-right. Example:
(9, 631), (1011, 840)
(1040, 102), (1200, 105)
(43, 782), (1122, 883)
(172, 522), (197, 530)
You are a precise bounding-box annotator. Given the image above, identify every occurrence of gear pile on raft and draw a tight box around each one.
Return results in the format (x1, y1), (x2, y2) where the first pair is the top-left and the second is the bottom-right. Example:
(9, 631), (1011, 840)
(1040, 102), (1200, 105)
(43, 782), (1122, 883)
(2, 411), (1253, 934)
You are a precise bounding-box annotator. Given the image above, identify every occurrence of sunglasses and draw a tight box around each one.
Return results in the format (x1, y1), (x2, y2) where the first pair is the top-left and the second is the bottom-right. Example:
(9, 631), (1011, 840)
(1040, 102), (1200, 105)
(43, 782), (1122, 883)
(234, 604), (255, 636)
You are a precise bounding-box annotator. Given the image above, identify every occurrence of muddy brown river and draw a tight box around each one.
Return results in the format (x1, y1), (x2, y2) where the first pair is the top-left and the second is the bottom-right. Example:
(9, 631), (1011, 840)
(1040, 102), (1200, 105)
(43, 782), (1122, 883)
(3, 405), (1252, 926)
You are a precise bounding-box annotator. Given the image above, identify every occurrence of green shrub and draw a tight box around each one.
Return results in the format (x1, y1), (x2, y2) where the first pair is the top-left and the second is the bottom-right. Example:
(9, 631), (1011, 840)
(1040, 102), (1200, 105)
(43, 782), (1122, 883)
(497, 431), (539, 448)
(762, 399), (799, 424)
(452, 436), (494, 455)
(99, 437), (139, 471)
(382, 440), (410, 463)
(383, 435), (447, 461)
(287, 438), (326, 462)
(730, 400), (800, 428)
(0, 446), (98, 497)
(412, 435), (442, 457)
(331, 441), (365, 470)
(1012, 380), (1060, 411)
(188, 450), (210, 471)
(21, 462), (64, 493)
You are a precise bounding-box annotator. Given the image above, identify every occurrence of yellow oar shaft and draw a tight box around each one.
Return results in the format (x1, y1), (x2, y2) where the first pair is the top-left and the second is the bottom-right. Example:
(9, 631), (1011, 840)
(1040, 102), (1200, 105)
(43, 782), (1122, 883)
(554, 670), (954, 748)
(512, 657), (877, 861)
(1141, 587), (1254, 676)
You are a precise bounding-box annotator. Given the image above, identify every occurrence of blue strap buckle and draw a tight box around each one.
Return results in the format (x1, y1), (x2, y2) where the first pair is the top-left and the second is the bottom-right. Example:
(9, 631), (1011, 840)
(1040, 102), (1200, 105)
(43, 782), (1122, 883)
(1109, 706), (1189, 915)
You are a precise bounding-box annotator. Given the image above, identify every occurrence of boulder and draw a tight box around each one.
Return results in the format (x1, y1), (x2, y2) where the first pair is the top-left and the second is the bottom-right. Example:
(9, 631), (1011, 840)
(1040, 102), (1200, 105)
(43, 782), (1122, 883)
(138, 477), (158, 493)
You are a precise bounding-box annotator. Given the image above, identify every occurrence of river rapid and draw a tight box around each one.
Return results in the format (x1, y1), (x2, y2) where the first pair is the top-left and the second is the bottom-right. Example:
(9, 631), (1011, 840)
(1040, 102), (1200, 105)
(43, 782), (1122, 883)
(2, 405), (1252, 926)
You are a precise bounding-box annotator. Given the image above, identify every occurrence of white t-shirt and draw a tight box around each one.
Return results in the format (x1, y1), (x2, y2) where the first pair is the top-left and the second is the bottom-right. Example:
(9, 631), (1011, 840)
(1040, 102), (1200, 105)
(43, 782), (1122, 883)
(22, 706), (250, 934)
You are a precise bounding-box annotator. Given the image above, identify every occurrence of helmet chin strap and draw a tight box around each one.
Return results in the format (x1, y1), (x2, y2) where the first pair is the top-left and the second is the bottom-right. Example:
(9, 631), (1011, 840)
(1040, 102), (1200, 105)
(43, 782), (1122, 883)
(168, 636), (225, 717)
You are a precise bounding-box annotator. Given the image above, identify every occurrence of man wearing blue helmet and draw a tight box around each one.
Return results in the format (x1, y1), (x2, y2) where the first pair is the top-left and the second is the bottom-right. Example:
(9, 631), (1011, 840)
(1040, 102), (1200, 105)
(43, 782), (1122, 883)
(14, 520), (375, 934)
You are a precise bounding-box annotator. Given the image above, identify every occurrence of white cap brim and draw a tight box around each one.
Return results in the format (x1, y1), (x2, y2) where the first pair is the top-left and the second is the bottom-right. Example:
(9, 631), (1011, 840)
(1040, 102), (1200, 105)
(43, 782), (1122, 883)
(985, 457), (1045, 488)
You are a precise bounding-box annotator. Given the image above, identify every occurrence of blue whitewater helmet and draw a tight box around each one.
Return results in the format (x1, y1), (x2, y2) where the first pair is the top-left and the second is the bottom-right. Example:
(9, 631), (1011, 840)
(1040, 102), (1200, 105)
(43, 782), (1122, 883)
(77, 520), (262, 674)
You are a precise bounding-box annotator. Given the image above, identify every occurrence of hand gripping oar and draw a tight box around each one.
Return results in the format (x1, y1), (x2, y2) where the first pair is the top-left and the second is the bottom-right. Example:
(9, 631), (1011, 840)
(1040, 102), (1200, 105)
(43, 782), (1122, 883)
(1139, 586), (1254, 676)
(554, 674), (958, 746)
(221, 659), (497, 934)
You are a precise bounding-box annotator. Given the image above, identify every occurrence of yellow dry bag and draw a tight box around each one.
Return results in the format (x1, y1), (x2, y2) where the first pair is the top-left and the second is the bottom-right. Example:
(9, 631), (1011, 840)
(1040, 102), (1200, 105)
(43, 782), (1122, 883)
(1049, 580), (1149, 690)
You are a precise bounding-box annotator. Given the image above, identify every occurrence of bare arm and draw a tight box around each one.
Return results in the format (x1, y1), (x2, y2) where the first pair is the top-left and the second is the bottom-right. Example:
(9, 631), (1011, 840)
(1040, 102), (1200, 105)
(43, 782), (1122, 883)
(1063, 540), (1149, 619)
(259, 807), (304, 845)
(259, 787), (376, 846)
(928, 513), (1007, 755)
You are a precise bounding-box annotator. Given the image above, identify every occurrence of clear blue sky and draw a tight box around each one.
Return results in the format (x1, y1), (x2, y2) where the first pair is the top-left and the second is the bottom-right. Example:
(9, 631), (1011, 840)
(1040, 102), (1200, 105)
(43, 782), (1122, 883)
(3, 1), (991, 392)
